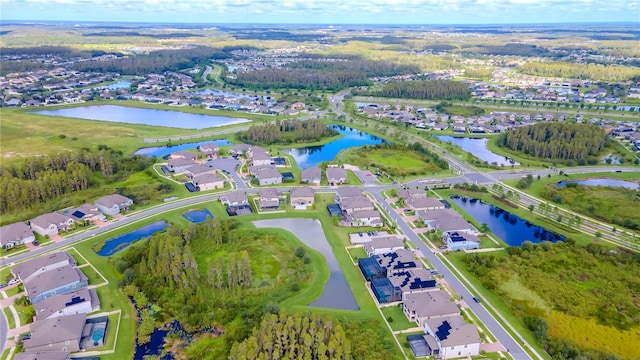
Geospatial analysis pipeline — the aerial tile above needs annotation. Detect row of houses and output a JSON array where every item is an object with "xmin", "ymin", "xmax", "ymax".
[
  {"xmin": 219, "ymin": 187, "xmax": 316, "ymax": 214},
  {"xmin": 0, "ymin": 194, "xmax": 133, "ymax": 249},
  {"xmin": 358, "ymin": 249, "xmax": 480, "ymax": 358},
  {"xmin": 334, "ymin": 188, "xmax": 383, "ymax": 227},
  {"xmin": 301, "ymin": 166, "xmax": 349, "ymax": 186},
  {"xmin": 10, "ymin": 252, "xmax": 104, "ymax": 357}
]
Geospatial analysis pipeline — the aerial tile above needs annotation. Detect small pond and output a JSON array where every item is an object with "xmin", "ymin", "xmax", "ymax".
[
  {"xmin": 134, "ymin": 139, "xmax": 234, "ymax": 158},
  {"xmin": 283, "ymin": 125, "xmax": 384, "ymax": 169},
  {"xmin": 34, "ymin": 105, "xmax": 250, "ymax": 129},
  {"xmin": 558, "ymin": 179, "xmax": 639, "ymax": 190},
  {"xmin": 253, "ymin": 218, "xmax": 359, "ymax": 310},
  {"xmin": 183, "ymin": 209, "xmax": 214, "ymax": 223},
  {"xmin": 96, "ymin": 221, "xmax": 167, "ymax": 256},
  {"xmin": 449, "ymin": 196, "xmax": 565, "ymax": 246},
  {"xmin": 99, "ymin": 80, "xmax": 131, "ymax": 90},
  {"xmin": 436, "ymin": 135, "xmax": 519, "ymax": 166}
]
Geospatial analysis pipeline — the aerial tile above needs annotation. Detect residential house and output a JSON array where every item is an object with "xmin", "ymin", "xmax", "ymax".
[
  {"xmin": 24, "ymin": 265, "xmax": 88, "ymax": 304},
  {"xmin": 198, "ymin": 143, "xmax": 219, "ymax": 157},
  {"xmin": 358, "ymin": 249, "xmax": 419, "ymax": 281},
  {"xmin": 184, "ymin": 164, "xmax": 216, "ymax": 180},
  {"xmin": 301, "ymin": 168, "xmax": 322, "ymax": 185},
  {"xmin": 334, "ymin": 187, "xmax": 363, "ymax": 204},
  {"xmin": 95, "ymin": 194, "xmax": 133, "ymax": 216},
  {"xmin": 403, "ymin": 291, "xmax": 460, "ymax": 326},
  {"xmin": 251, "ymin": 151, "xmax": 272, "ymax": 166},
  {"xmin": 14, "ymin": 352, "xmax": 71, "ymax": 360},
  {"xmin": 363, "ymin": 236, "xmax": 404, "ymax": 256},
  {"xmin": 229, "ymin": 144, "xmax": 252, "ymax": 156},
  {"xmin": 347, "ymin": 210, "xmax": 383, "ymax": 227},
  {"xmin": 34, "ymin": 288, "xmax": 100, "ymax": 321},
  {"xmin": 30, "ymin": 212, "xmax": 75, "ymax": 237},
  {"xmin": 12, "ymin": 252, "xmax": 76, "ymax": 282},
  {"xmin": 371, "ymin": 268, "xmax": 436, "ymax": 303},
  {"xmin": 258, "ymin": 188, "xmax": 281, "ymax": 211},
  {"xmin": 169, "ymin": 151, "xmax": 198, "ymax": 161},
  {"xmin": 416, "ymin": 209, "xmax": 476, "ymax": 234},
  {"xmin": 192, "ymin": 173, "xmax": 225, "ymax": 191},
  {"xmin": 290, "ymin": 187, "xmax": 315, "ymax": 209},
  {"xmin": 443, "ymin": 231, "xmax": 480, "ymax": 251},
  {"xmin": 67, "ymin": 204, "xmax": 102, "ymax": 223},
  {"xmin": 0, "ymin": 222, "xmax": 35, "ymax": 249},
  {"xmin": 167, "ymin": 158, "xmax": 196, "ymax": 173},
  {"xmin": 250, "ymin": 165, "xmax": 282, "ymax": 186},
  {"xmin": 405, "ymin": 197, "xmax": 445, "ymax": 211},
  {"xmin": 326, "ymin": 167, "xmax": 348, "ymax": 185},
  {"xmin": 420, "ymin": 316, "xmax": 480, "ymax": 359},
  {"xmin": 396, "ymin": 189, "xmax": 426, "ymax": 200},
  {"xmin": 220, "ymin": 191, "xmax": 249, "ymax": 206},
  {"xmin": 339, "ymin": 196, "xmax": 373, "ymax": 215},
  {"xmin": 247, "ymin": 146, "xmax": 269, "ymax": 159},
  {"xmin": 23, "ymin": 314, "xmax": 86, "ymax": 353}
]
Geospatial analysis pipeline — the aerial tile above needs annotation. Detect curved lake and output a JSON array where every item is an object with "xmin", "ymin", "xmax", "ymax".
[
  {"xmin": 558, "ymin": 179, "xmax": 639, "ymax": 190},
  {"xmin": 134, "ymin": 139, "xmax": 233, "ymax": 158},
  {"xmin": 284, "ymin": 125, "xmax": 384, "ymax": 169},
  {"xmin": 96, "ymin": 221, "xmax": 167, "ymax": 256},
  {"xmin": 436, "ymin": 136, "xmax": 519, "ymax": 166},
  {"xmin": 449, "ymin": 196, "xmax": 564, "ymax": 246},
  {"xmin": 34, "ymin": 105, "xmax": 250, "ymax": 129},
  {"xmin": 253, "ymin": 218, "xmax": 359, "ymax": 310}
]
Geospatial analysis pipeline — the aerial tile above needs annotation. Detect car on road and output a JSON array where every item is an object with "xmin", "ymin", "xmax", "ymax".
[{"xmin": 472, "ymin": 297, "xmax": 481, "ymax": 303}]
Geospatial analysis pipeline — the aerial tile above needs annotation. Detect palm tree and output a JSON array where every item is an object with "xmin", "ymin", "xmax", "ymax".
[{"xmin": 480, "ymin": 223, "xmax": 490, "ymax": 234}]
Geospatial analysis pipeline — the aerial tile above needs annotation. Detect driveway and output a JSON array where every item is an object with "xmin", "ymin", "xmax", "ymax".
[{"xmin": 207, "ymin": 157, "xmax": 244, "ymax": 189}]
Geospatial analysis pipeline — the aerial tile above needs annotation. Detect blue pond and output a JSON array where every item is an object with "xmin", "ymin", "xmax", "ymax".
[
  {"xmin": 34, "ymin": 105, "xmax": 250, "ymax": 129},
  {"xmin": 284, "ymin": 125, "xmax": 384, "ymax": 168},
  {"xmin": 96, "ymin": 221, "xmax": 167, "ymax": 256},
  {"xmin": 134, "ymin": 139, "xmax": 233, "ymax": 158},
  {"xmin": 558, "ymin": 179, "xmax": 639, "ymax": 190},
  {"xmin": 183, "ymin": 209, "xmax": 214, "ymax": 223},
  {"xmin": 449, "ymin": 196, "xmax": 565, "ymax": 246},
  {"xmin": 436, "ymin": 136, "xmax": 519, "ymax": 166}
]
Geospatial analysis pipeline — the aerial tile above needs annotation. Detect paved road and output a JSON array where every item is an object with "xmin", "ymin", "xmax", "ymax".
[
  {"xmin": 370, "ymin": 190, "xmax": 535, "ymax": 360},
  {"xmin": 0, "ymin": 309, "xmax": 6, "ymax": 355}
]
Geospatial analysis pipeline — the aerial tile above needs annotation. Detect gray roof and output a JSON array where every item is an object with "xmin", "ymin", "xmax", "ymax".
[
  {"xmin": 425, "ymin": 316, "xmax": 480, "ymax": 347},
  {"xmin": 364, "ymin": 236, "xmax": 404, "ymax": 253},
  {"xmin": 24, "ymin": 313, "xmax": 86, "ymax": 350},
  {"xmin": 259, "ymin": 188, "xmax": 280, "ymax": 199},
  {"xmin": 254, "ymin": 166, "xmax": 282, "ymax": 180},
  {"xmin": 397, "ymin": 189, "xmax": 425, "ymax": 199},
  {"xmin": 220, "ymin": 191, "xmax": 248, "ymax": 205},
  {"xmin": 170, "ymin": 150, "xmax": 198, "ymax": 159},
  {"xmin": 14, "ymin": 353, "xmax": 70, "ymax": 360},
  {"xmin": 231, "ymin": 144, "xmax": 252, "ymax": 153},
  {"xmin": 24, "ymin": 265, "xmax": 87, "ymax": 300},
  {"xmin": 198, "ymin": 143, "xmax": 219, "ymax": 152},
  {"xmin": 406, "ymin": 197, "xmax": 444, "ymax": 210},
  {"xmin": 326, "ymin": 167, "xmax": 347, "ymax": 180},
  {"xmin": 168, "ymin": 158, "xmax": 196, "ymax": 167},
  {"xmin": 417, "ymin": 209, "xmax": 474, "ymax": 232},
  {"xmin": 340, "ymin": 196, "xmax": 372, "ymax": 211},
  {"xmin": 378, "ymin": 249, "xmax": 418, "ymax": 269},
  {"xmin": 350, "ymin": 209, "xmax": 380, "ymax": 219},
  {"xmin": 185, "ymin": 164, "xmax": 214, "ymax": 176},
  {"xmin": 336, "ymin": 187, "xmax": 362, "ymax": 200},
  {"xmin": 30, "ymin": 212, "xmax": 72, "ymax": 229},
  {"xmin": 192, "ymin": 173, "xmax": 224, "ymax": 185},
  {"xmin": 301, "ymin": 167, "xmax": 321, "ymax": 181},
  {"xmin": 291, "ymin": 186, "xmax": 314, "ymax": 198},
  {"xmin": 95, "ymin": 194, "xmax": 133, "ymax": 208},
  {"xmin": 389, "ymin": 268, "xmax": 434, "ymax": 291},
  {"xmin": 67, "ymin": 204, "xmax": 101, "ymax": 221},
  {"xmin": 0, "ymin": 222, "xmax": 33, "ymax": 245},
  {"xmin": 404, "ymin": 291, "xmax": 459, "ymax": 319},
  {"xmin": 12, "ymin": 252, "xmax": 75, "ymax": 281},
  {"xmin": 252, "ymin": 151, "xmax": 271, "ymax": 161},
  {"xmin": 34, "ymin": 288, "xmax": 99, "ymax": 321}
]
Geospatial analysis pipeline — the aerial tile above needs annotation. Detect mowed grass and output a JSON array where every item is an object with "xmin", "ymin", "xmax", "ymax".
[
  {"xmin": 380, "ymin": 305, "xmax": 416, "ymax": 331},
  {"xmin": 368, "ymin": 149, "xmax": 428, "ymax": 169}
]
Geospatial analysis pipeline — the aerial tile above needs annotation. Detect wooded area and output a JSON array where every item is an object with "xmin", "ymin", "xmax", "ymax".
[
  {"xmin": 497, "ymin": 123, "xmax": 607, "ymax": 163},
  {"xmin": 462, "ymin": 241, "xmax": 640, "ymax": 360},
  {"xmin": 238, "ymin": 120, "xmax": 338, "ymax": 145},
  {"xmin": 521, "ymin": 61, "xmax": 640, "ymax": 82},
  {"xmin": 358, "ymin": 80, "xmax": 470, "ymax": 100},
  {"xmin": 0, "ymin": 147, "xmax": 154, "ymax": 215}
]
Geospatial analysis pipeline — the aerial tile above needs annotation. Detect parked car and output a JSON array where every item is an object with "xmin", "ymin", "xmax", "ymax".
[
  {"xmin": 32, "ymin": 241, "xmax": 39, "ymax": 246},
  {"xmin": 8, "ymin": 278, "xmax": 20, "ymax": 285},
  {"xmin": 0, "ymin": 284, "xmax": 7, "ymax": 289}
]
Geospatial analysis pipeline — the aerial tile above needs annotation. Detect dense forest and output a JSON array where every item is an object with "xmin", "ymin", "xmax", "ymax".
[
  {"xmin": 229, "ymin": 312, "xmax": 350, "ymax": 360},
  {"xmin": 462, "ymin": 241, "xmax": 640, "ymax": 360},
  {"xmin": 540, "ymin": 182, "xmax": 640, "ymax": 230},
  {"xmin": 521, "ymin": 61, "xmax": 640, "ymax": 82},
  {"xmin": 0, "ymin": 147, "xmax": 154, "ymax": 216},
  {"xmin": 474, "ymin": 43, "xmax": 556, "ymax": 57},
  {"xmin": 71, "ymin": 47, "xmax": 238, "ymax": 75},
  {"xmin": 359, "ymin": 80, "xmax": 470, "ymax": 100},
  {"xmin": 228, "ymin": 59, "xmax": 419, "ymax": 91},
  {"xmin": 496, "ymin": 123, "xmax": 607, "ymax": 163},
  {"xmin": 238, "ymin": 120, "xmax": 338, "ymax": 145}
]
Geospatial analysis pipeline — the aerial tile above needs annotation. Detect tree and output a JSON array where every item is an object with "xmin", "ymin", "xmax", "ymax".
[{"xmin": 480, "ymin": 223, "xmax": 490, "ymax": 233}]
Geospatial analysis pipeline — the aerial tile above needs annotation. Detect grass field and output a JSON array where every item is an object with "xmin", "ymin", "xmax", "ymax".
[
  {"xmin": 381, "ymin": 305, "xmax": 416, "ymax": 331},
  {"xmin": 343, "ymin": 147, "xmax": 444, "ymax": 178},
  {"xmin": 2, "ymin": 307, "xmax": 15, "ymax": 329}
]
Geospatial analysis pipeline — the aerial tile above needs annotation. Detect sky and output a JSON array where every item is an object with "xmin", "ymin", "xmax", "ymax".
[{"xmin": 0, "ymin": 0, "xmax": 638, "ymax": 24}]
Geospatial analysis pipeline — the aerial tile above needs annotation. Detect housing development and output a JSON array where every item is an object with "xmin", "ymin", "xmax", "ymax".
[{"xmin": 0, "ymin": 15, "xmax": 639, "ymax": 360}]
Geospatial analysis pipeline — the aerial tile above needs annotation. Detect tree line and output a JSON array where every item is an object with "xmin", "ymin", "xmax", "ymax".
[
  {"xmin": 228, "ymin": 59, "xmax": 419, "ymax": 91},
  {"xmin": 358, "ymin": 80, "xmax": 470, "ymax": 100},
  {"xmin": 521, "ymin": 61, "xmax": 640, "ymax": 82},
  {"xmin": 0, "ymin": 147, "xmax": 153, "ymax": 215},
  {"xmin": 229, "ymin": 311, "xmax": 351, "ymax": 360},
  {"xmin": 238, "ymin": 120, "xmax": 338, "ymax": 145},
  {"xmin": 496, "ymin": 123, "xmax": 607, "ymax": 162}
]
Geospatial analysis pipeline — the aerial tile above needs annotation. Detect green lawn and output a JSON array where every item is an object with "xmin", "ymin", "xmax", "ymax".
[
  {"xmin": 380, "ymin": 305, "xmax": 416, "ymax": 331},
  {"xmin": 4, "ymin": 285, "xmax": 23, "ymax": 297},
  {"xmin": 347, "ymin": 247, "xmax": 367, "ymax": 262},
  {"xmin": 345, "ymin": 169, "xmax": 363, "ymax": 186},
  {"xmin": 3, "ymin": 307, "xmax": 15, "ymax": 329},
  {"xmin": 80, "ymin": 265, "xmax": 106, "ymax": 286},
  {"xmin": 14, "ymin": 303, "xmax": 34, "ymax": 325}
]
